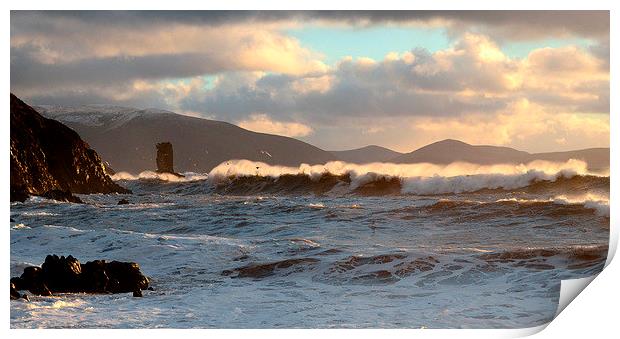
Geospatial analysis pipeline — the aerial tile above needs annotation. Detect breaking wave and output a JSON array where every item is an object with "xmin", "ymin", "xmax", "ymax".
[
  {"xmin": 552, "ymin": 194, "xmax": 610, "ymax": 217},
  {"xmin": 112, "ymin": 170, "xmax": 208, "ymax": 182},
  {"xmin": 207, "ymin": 159, "xmax": 608, "ymax": 197},
  {"xmin": 417, "ymin": 196, "xmax": 609, "ymax": 219}
]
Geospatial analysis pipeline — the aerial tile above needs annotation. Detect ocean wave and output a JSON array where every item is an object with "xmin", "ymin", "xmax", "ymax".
[
  {"xmin": 477, "ymin": 244, "xmax": 608, "ymax": 267},
  {"xmin": 222, "ymin": 244, "xmax": 607, "ymax": 284},
  {"xmin": 11, "ymin": 223, "xmax": 31, "ymax": 229},
  {"xmin": 490, "ymin": 195, "xmax": 610, "ymax": 217},
  {"xmin": 112, "ymin": 171, "xmax": 208, "ymax": 182},
  {"xmin": 210, "ymin": 159, "xmax": 597, "ymax": 181},
  {"xmin": 205, "ymin": 159, "xmax": 607, "ymax": 196},
  {"xmin": 552, "ymin": 194, "xmax": 610, "ymax": 217}
]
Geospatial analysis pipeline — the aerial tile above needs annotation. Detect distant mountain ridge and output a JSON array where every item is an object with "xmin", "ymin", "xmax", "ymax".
[
  {"xmin": 36, "ymin": 105, "xmax": 609, "ymax": 173},
  {"xmin": 391, "ymin": 139, "xmax": 609, "ymax": 171},
  {"xmin": 330, "ymin": 145, "xmax": 404, "ymax": 163},
  {"xmin": 36, "ymin": 105, "xmax": 336, "ymax": 174},
  {"xmin": 391, "ymin": 139, "xmax": 531, "ymax": 164}
]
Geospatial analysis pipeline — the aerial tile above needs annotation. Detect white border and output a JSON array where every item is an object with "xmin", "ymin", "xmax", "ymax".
[{"xmin": 3, "ymin": 1, "xmax": 617, "ymax": 338}]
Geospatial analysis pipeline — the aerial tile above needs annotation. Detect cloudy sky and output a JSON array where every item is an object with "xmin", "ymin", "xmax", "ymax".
[{"xmin": 10, "ymin": 11, "xmax": 609, "ymax": 152}]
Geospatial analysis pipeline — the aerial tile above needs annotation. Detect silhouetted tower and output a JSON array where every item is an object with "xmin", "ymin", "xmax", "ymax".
[{"xmin": 156, "ymin": 142, "xmax": 175, "ymax": 173}]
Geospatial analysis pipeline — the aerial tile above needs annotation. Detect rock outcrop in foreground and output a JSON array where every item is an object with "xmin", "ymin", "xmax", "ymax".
[
  {"xmin": 10, "ymin": 94, "xmax": 130, "ymax": 202},
  {"xmin": 11, "ymin": 255, "xmax": 149, "ymax": 298}
]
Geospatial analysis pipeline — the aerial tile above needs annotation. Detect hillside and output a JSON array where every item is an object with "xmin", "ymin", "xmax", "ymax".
[
  {"xmin": 391, "ymin": 139, "xmax": 609, "ymax": 170},
  {"xmin": 36, "ymin": 105, "xmax": 336, "ymax": 173},
  {"xmin": 330, "ymin": 145, "xmax": 403, "ymax": 163}
]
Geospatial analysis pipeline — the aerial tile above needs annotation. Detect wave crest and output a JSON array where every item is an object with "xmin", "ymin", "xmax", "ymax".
[
  {"xmin": 208, "ymin": 159, "xmax": 607, "ymax": 196},
  {"xmin": 112, "ymin": 171, "xmax": 208, "ymax": 182}
]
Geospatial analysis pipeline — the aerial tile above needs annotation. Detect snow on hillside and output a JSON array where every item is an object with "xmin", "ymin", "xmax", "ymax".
[{"xmin": 35, "ymin": 105, "xmax": 172, "ymax": 130}]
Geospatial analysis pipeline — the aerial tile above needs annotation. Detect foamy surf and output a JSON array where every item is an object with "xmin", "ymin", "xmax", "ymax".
[
  {"xmin": 112, "ymin": 170, "xmax": 208, "ymax": 182},
  {"xmin": 205, "ymin": 159, "xmax": 607, "ymax": 195},
  {"xmin": 209, "ymin": 159, "xmax": 595, "ymax": 181},
  {"xmin": 553, "ymin": 194, "xmax": 610, "ymax": 217},
  {"xmin": 12, "ymin": 158, "xmax": 609, "ymax": 328}
]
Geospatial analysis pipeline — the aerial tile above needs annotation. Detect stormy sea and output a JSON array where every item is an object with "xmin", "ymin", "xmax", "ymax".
[{"xmin": 10, "ymin": 159, "xmax": 609, "ymax": 328}]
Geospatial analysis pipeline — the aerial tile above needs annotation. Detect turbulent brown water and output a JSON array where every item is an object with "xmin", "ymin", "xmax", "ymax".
[{"xmin": 10, "ymin": 160, "xmax": 609, "ymax": 328}]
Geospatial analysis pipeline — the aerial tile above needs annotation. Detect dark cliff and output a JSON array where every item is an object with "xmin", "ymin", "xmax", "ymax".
[{"xmin": 10, "ymin": 94, "xmax": 130, "ymax": 202}]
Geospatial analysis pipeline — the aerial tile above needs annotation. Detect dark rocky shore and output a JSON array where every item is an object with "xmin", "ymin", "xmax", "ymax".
[
  {"xmin": 10, "ymin": 93, "xmax": 130, "ymax": 202},
  {"xmin": 11, "ymin": 255, "xmax": 150, "ymax": 299},
  {"xmin": 10, "ymin": 94, "xmax": 152, "ymax": 302}
]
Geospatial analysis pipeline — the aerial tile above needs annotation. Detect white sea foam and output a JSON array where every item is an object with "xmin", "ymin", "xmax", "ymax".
[
  {"xmin": 492, "ymin": 194, "xmax": 609, "ymax": 217},
  {"xmin": 12, "ymin": 223, "xmax": 31, "ymax": 229},
  {"xmin": 21, "ymin": 211, "xmax": 58, "ymax": 217},
  {"xmin": 10, "ymin": 157, "xmax": 608, "ymax": 329},
  {"xmin": 308, "ymin": 203, "xmax": 326, "ymax": 209},
  {"xmin": 553, "ymin": 194, "xmax": 610, "ymax": 217},
  {"xmin": 112, "ymin": 171, "xmax": 208, "ymax": 182},
  {"xmin": 209, "ymin": 159, "xmax": 600, "ymax": 194}
]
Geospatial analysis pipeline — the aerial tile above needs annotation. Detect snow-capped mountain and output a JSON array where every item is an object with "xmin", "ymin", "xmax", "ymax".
[{"xmin": 36, "ymin": 105, "xmax": 336, "ymax": 174}]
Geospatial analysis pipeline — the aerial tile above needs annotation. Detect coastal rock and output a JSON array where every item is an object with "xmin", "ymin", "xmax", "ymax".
[
  {"xmin": 41, "ymin": 255, "xmax": 82, "ymax": 292},
  {"xmin": 102, "ymin": 161, "xmax": 116, "ymax": 176},
  {"xmin": 156, "ymin": 142, "xmax": 175, "ymax": 173},
  {"xmin": 117, "ymin": 198, "xmax": 130, "ymax": 205},
  {"xmin": 103, "ymin": 261, "xmax": 150, "ymax": 293},
  {"xmin": 10, "ymin": 187, "xmax": 29, "ymax": 203},
  {"xmin": 10, "ymin": 283, "xmax": 21, "ymax": 300},
  {"xmin": 155, "ymin": 142, "xmax": 184, "ymax": 177},
  {"xmin": 10, "ymin": 93, "xmax": 131, "ymax": 202},
  {"xmin": 80, "ymin": 260, "xmax": 110, "ymax": 292},
  {"xmin": 11, "ymin": 255, "xmax": 149, "ymax": 296},
  {"xmin": 41, "ymin": 189, "xmax": 83, "ymax": 203},
  {"xmin": 16, "ymin": 265, "xmax": 53, "ymax": 296}
]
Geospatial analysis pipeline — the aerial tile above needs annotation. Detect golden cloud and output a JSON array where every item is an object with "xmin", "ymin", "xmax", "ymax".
[{"xmin": 237, "ymin": 113, "xmax": 314, "ymax": 137}]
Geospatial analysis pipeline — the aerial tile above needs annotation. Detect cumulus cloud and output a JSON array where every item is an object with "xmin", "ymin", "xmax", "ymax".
[
  {"xmin": 10, "ymin": 11, "xmax": 609, "ymax": 153},
  {"xmin": 299, "ymin": 100, "xmax": 609, "ymax": 153},
  {"xmin": 12, "ymin": 11, "xmax": 609, "ymax": 40},
  {"xmin": 11, "ymin": 13, "xmax": 326, "ymax": 85},
  {"xmin": 177, "ymin": 33, "xmax": 607, "ymax": 122},
  {"xmin": 15, "ymin": 32, "xmax": 608, "ymax": 120},
  {"xmin": 406, "ymin": 99, "xmax": 609, "ymax": 152},
  {"xmin": 237, "ymin": 113, "xmax": 314, "ymax": 137}
]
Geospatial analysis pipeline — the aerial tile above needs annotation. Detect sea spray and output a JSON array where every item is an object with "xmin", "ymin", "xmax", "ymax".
[
  {"xmin": 205, "ymin": 159, "xmax": 603, "ymax": 195},
  {"xmin": 112, "ymin": 171, "xmax": 208, "ymax": 182}
]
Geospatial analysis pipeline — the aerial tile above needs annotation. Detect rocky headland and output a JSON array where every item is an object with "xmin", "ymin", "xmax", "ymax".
[{"xmin": 10, "ymin": 94, "xmax": 130, "ymax": 202}]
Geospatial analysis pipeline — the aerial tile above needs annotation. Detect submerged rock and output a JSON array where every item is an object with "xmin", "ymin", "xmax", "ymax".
[
  {"xmin": 10, "ymin": 93, "xmax": 131, "ymax": 202},
  {"xmin": 13, "ymin": 266, "xmax": 51, "ymax": 295},
  {"xmin": 10, "ymin": 187, "xmax": 30, "ymax": 203},
  {"xmin": 117, "ymin": 198, "xmax": 130, "ymax": 205},
  {"xmin": 10, "ymin": 282, "xmax": 30, "ymax": 301},
  {"xmin": 10, "ymin": 283, "xmax": 21, "ymax": 300},
  {"xmin": 11, "ymin": 255, "xmax": 149, "ymax": 297},
  {"xmin": 222, "ymin": 258, "xmax": 320, "ymax": 279},
  {"xmin": 41, "ymin": 189, "xmax": 83, "ymax": 203}
]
